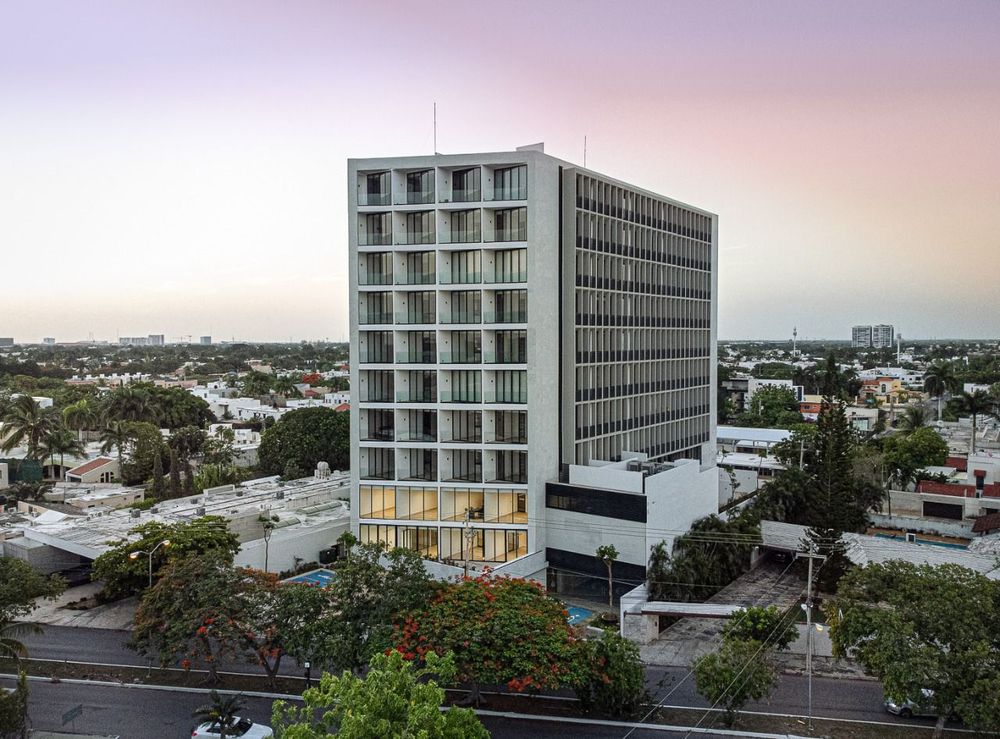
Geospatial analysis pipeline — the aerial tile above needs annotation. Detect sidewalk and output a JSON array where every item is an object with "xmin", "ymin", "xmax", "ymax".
[{"xmin": 29, "ymin": 583, "xmax": 137, "ymax": 630}]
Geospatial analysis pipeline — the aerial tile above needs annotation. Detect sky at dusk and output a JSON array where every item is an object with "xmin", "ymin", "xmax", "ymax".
[{"xmin": 2, "ymin": 0, "xmax": 998, "ymax": 343}]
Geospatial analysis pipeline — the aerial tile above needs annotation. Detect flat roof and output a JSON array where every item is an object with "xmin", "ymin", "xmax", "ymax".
[{"xmin": 718, "ymin": 426, "xmax": 792, "ymax": 444}]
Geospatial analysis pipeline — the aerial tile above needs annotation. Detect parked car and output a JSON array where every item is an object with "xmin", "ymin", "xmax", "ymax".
[
  {"xmin": 885, "ymin": 688, "xmax": 955, "ymax": 720},
  {"xmin": 191, "ymin": 717, "xmax": 273, "ymax": 738}
]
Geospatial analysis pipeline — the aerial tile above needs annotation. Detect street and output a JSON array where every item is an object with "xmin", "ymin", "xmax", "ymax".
[{"xmin": 10, "ymin": 625, "xmax": 935, "ymax": 738}]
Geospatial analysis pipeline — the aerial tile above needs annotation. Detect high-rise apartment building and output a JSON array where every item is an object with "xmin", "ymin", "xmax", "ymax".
[
  {"xmin": 348, "ymin": 147, "xmax": 718, "ymax": 584},
  {"xmin": 852, "ymin": 324, "xmax": 894, "ymax": 348},
  {"xmin": 852, "ymin": 325, "xmax": 873, "ymax": 348},
  {"xmin": 871, "ymin": 324, "xmax": 894, "ymax": 348}
]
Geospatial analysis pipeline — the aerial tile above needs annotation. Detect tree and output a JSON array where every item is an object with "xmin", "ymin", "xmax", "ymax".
[
  {"xmin": 192, "ymin": 691, "xmax": 246, "ymax": 739},
  {"xmin": 827, "ymin": 562, "xmax": 1000, "ymax": 738},
  {"xmin": 102, "ymin": 385, "xmax": 156, "ymax": 423},
  {"xmin": 882, "ymin": 426, "xmax": 949, "ymax": 489},
  {"xmin": 151, "ymin": 445, "xmax": 165, "ymax": 498},
  {"xmin": 721, "ymin": 606, "xmax": 797, "ymax": 652},
  {"xmin": 572, "ymin": 632, "xmax": 648, "ymax": 717},
  {"xmin": 41, "ymin": 424, "xmax": 84, "ymax": 479},
  {"xmin": 131, "ymin": 551, "xmax": 245, "ymax": 684},
  {"xmin": 924, "ymin": 362, "xmax": 958, "ymax": 421},
  {"xmin": 647, "ymin": 513, "xmax": 760, "ymax": 603},
  {"xmin": 0, "ymin": 394, "xmax": 56, "ymax": 459},
  {"xmin": 396, "ymin": 575, "xmax": 580, "ymax": 705},
  {"xmin": 313, "ymin": 544, "xmax": 436, "ymax": 675},
  {"xmin": 897, "ymin": 405, "xmax": 930, "ymax": 434},
  {"xmin": 168, "ymin": 447, "xmax": 181, "ymax": 497},
  {"xmin": 734, "ymin": 386, "xmax": 802, "ymax": 429},
  {"xmin": 62, "ymin": 397, "xmax": 98, "ymax": 441},
  {"xmin": 0, "ymin": 558, "xmax": 65, "ymax": 624},
  {"xmin": 99, "ymin": 420, "xmax": 131, "ymax": 478},
  {"xmin": 693, "ymin": 639, "xmax": 776, "ymax": 727},
  {"xmin": 959, "ymin": 390, "xmax": 999, "ymax": 454},
  {"xmin": 595, "ymin": 544, "xmax": 619, "ymax": 608},
  {"xmin": 271, "ymin": 650, "xmax": 488, "ymax": 739},
  {"xmin": 769, "ymin": 424, "xmax": 819, "ymax": 469},
  {"xmin": 92, "ymin": 516, "xmax": 239, "ymax": 599},
  {"xmin": 169, "ymin": 426, "xmax": 206, "ymax": 494},
  {"xmin": 121, "ymin": 421, "xmax": 168, "ymax": 486},
  {"xmin": 258, "ymin": 407, "xmax": 349, "ymax": 476},
  {"xmin": 0, "ymin": 672, "xmax": 28, "ymax": 739},
  {"xmin": 239, "ymin": 371, "xmax": 274, "ymax": 398},
  {"xmin": 271, "ymin": 375, "xmax": 302, "ymax": 398}
]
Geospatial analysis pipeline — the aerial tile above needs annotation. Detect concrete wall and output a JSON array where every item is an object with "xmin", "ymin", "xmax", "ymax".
[
  {"xmin": 645, "ymin": 459, "xmax": 718, "ymax": 558},
  {"xmin": 869, "ymin": 512, "xmax": 973, "ymax": 538},
  {"xmin": 235, "ymin": 519, "xmax": 349, "ymax": 574}
]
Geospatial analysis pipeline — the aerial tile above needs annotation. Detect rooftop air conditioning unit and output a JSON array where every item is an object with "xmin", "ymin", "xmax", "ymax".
[
  {"xmin": 130, "ymin": 509, "xmax": 141, "ymax": 519},
  {"xmin": 275, "ymin": 491, "xmax": 285, "ymax": 500},
  {"xmin": 149, "ymin": 507, "xmax": 158, "ymax": 514},
  {"xmin": 196, "ymin": 506, "xmax": 206, "ymax": 516},
  {"xmin": 905, "ymin": 532, "xmax": 917, "ymax": 544}
]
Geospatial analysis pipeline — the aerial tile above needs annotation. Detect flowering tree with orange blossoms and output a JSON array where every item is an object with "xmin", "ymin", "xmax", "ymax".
[{"xmin": 394, "ymin": 574, "xmax": 581, "ymax": 705}]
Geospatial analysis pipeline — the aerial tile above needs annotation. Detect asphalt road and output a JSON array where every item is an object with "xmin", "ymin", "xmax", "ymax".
[{"xmin": 2, "ymin": 678, "xmax": 757, "ymax": 739}]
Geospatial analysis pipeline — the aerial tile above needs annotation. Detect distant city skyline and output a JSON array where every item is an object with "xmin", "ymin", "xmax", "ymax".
[{"xmin": 2, "ymin": 0, "xmax": 999, "ymax": 341}]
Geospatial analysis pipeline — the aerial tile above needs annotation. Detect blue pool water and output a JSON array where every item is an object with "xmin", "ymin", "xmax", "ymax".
[
  {"xmin": 567, "ymin": 606, "xmax": 594, "ymax": 625},
  {"xmin": 284, "ymin": 568, "xmax": 337, "ymax": 587},
  {"xmin": 874, "ymin": 533, "xmax": 968, "ymax": 550}
]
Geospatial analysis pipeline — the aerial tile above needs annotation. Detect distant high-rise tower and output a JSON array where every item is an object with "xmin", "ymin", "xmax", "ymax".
[
  {"xmin": 852, "ymin": 325, "xmax": 873, "ymax": 348},
  {"xmin": 872, "ymin": 324, "xmax": 894, "ymax": 349}
]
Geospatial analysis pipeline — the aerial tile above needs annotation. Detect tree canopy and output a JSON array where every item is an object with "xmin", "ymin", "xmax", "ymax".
[
  {"xmin": 271, "ymin": 650, "xmax": 488, "ymax": 739},
  {"xmin": 882, "ymin": 426, "xmax": 948, "ymax": 488},
  {"xmin": 258, "ymin": 407, "xmax": 349, "ymax": 476},
  {"xmin": 734, "ymin": 386, "xmax": 803, "ymax": 429},
  {"xmin": 828, "ymin": 562, "xmax": 1000, "ymax": 736}
]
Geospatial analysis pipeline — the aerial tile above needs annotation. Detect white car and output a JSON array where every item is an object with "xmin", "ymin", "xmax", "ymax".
[{"xmin": 191, "ymin": 717, "xmax": 274, "ymax": 738}]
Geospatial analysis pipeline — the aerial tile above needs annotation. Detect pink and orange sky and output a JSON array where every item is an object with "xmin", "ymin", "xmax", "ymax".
[{"xmin": 2, "ymin": 0, "xmax": 998, "ymax": 342}]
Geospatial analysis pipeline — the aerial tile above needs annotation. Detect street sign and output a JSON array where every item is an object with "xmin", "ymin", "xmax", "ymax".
[{"xmin": 62, "ymin": 703, "xmax": 83, "ymax": 725}]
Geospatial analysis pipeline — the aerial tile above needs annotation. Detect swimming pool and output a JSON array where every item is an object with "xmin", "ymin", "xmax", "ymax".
[
  {"xmin": 874, "ymin": 534, "xmax": 968, "ymax": 550},
  {"xmin": 567, "ymin": 606, "xmax": 594, "ymax": 625},
  {"xmin": 284, "ymin": 568, "xmax": 337, "ymax": 587}
]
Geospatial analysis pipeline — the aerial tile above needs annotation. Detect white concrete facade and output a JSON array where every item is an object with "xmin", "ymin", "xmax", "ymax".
[{"xmin": 348, "ymin": 147, "xmax": 718, "ymax": 576}]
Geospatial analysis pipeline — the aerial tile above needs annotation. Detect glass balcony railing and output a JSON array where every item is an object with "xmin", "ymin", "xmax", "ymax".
[
  {"xmin": 396, "ymin": 390, "xmax": 437, "ymax": 403},
  {"xmin": 484, "ymin": 391, "xmax": 528, "ymax": 404},
  {"xmin": 360, "ymin": 233, "xmax": 392, "ymax": 246},
  {"xmin": 395, "ymin": 272, "xmax": 436, "ymax": 286},
  {"xmin": 405, "ymin": 190, "xmax": 435, "ymax": 205},
  {"xmin": 403, "ymin": 231, "xmax": 435, "ymax": 245},
  {"xmin": 444, "ymin": 432, "xmax": 482, "ymax": 443},
  {"xmin": 444, "ymin": 471, "xmax": 483, "ymax": 483},
  {"xmin": 361, "ymin": 394, "xmax": 393, "ymax": 403},
  {"xmin": 360, "ymin": 468, "xmax": 395, "ymax": 480},
  {"xmin": 361, "ymin": 430, "xmax": 395, "ymax": 442},
  {"xmin": 491, "ymin": 472, "xmax": 528, "ymax": 484},
  {"xmin": 400, "ymin": 469, "xmax": 438, "ymax": 482},
  {"xmin": 441, "ymin": 311, "xmax": 481, "ymax": 325},
  {"xmin": 359, "ymin": 312, "xmax": 393, "ymax": 325},
  {"xmin": 492, "ymin": 229, "xmax": 527, "ymax": 242},
  {"xmin": 445, "ymin": 230, "xmax": 481, "ymax": 244},
  {"xmin": 483, "ymin": 311, "xmax": 528, "ymax": 324},
  {"xmin": 361, "ymin": 192, "xmax": 391, "ymax": 206},
  {"xmin": 492, "ymin": 186, "xmax": 527, "ymax": 202},
  {"xmin": 485, "ymin": 271, "xmax": 527, "ymax": 284},
  {"xmin": 359, "ymin": 273, "xmax": 393, "ymax": 286},
  {"xmin": 483, "ymin": 352, "xmax": 526, "ymax": 364},
  {"xmin": 451, "ymin": 188, "xmax": 480, "ymax": 203},
  {"xmin": 397, "ymin": 431, "xmax": 437, "ymax": 442},
  {"xmin": 395, "ymin": 312, "xmax": 436, "ymax": 325},
  {"xmin": 487, "ymin": 433, "xmax": 528, "ymax": 444},
  {"xmin": 440, "ymin": 352, "xmax": 482, "ymax": 364},
  {"xmin": 439, "ymin": 391, "xmax": 482, "ymax": 404},
  {"xmin": 360, "ymin": 351, "xmax": 394, "ymax": 364},
  {"xmin": 395, "ymin": 351, "xmax": 436, "ymax": 364},
  {"xmin": 439, "ymin": 271, "xmax": 481, "ymax": 285}
]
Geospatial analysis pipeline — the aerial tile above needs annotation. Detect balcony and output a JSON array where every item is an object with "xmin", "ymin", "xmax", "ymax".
[
  {"xmin": 484, "ymin": 311, "xmax": 527, "ymax": 324},
  {"xmin": 444, "ymin": 229, "xmax": 481, "ymax": 244},
  {"xmin": 488, "ymin": 433, "xmax": 527, "ymax": 444},
  {"xmin": 359, "ymin": 273, "xmax": 393, "ymax": 286},
  {"xmin": 360, "ymin": 232, "xmax": 392, "ymax": 247},
  {"xmin": 405, "ymin": 189, "xmax": 435, "ymax": 206},
  {"xmin": 484, "ymin": 271, "xmax": 527, "ymax": 285},
  {"xmin": 396, "ymin": 351, "xmax": 436, "ymax": 364},
  {"xmin": 395, "ymin": 272, "xmax": 436, "ymax": 286},
  {"xmin": 451, "ymin": 188, "xmax": 481, "ymax": 203},
  {"xmin": 360, "ymin": 352, "xmax": 394, "ymax": 364},
  {"xmin": 362, "ymin": 393, "xmax": 393, "ymax": 403},
  {"xmin": 397, "ymin": 430, "xmax": 437, "ymax": 442},
  {"xmin": 360, "ymin": 468, "xmax": 395, "ymax": 481},
  {"xmin": 361, "ymin": 429, "xmax": 394, "ymax": 442},
  {"xmin": 485, "ymin": 390, "xmax": 527, "ymax": 404},
  {"xmin": 484, "ymin": 352, "xmax": 526, "ymax": 364},
  {"xmin": 439, "ymin": 271, "xmax": 481, "ymax": 285},
  {"xmin": 441, "ymin": 311, "xmax": 482, "ymax": 325},
  {"xmin": 444, "ymin": 471, "xmax": 483, "ymax": 484},
  {"xmin": 440, "ymin": 351, "xmax": 482, "ymax": 364},
  {"xmin": 440, "ymin": 391, "xmax": 482, "ymax": 404},
  {"xmin": 360, "ymin": 192, "xmax": 390, "ymax": 207},
  {"xmin": 359, "ymin": 312, "xmax": 393, "ymax": 325},
  {"xmin": 396, "ymin": 390, "xmax": 437, "ymax": 403},
  {"xmin": 395, "ymin": 311, "xmax": 436, "ymax": 325},
  {"xmin": 401, "ymin": 230, "xmax": 435, "ymax": 246}
]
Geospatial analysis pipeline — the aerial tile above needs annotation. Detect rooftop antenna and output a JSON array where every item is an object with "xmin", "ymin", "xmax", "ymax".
[
  {"xmin": 792, "ymin": 326, "xmax": 798, "ymax": 356},
  {"xmin": 433, "ymin": 102, "xmax": 437, "ymax": 154},
  {"xmin": 583, "ymin": 135, "xmax": 587, "ymax": 168}
]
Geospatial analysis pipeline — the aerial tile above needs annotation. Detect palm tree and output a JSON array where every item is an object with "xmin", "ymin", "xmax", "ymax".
[
  {"xmin": 63, "ymin": 398, "xmax": 98, "ymax": 442},
  {"xmin": 42, "ymin": 425, "xmax": 86, "ymax": 480},
  {"xmin": 99, "ymin": 420, "xmax": 132, "ymax": 478},
  {"xmin": 960, "ymin": 390, "xmax": 999, "ymax": 454},
  {"xmin": 103, "ymin": 386, "xmax": 156, "ymax": 423},
  {"xmin": 270, "ymin": 375, "xmax": 302, "ymax": 398},
  {"xmin": 0, "ymin": 394, "xmax": 56, "ymax": 460},
  {"xmin": 192, "ymin": 691, "xmax": 246, "ymax": 739},
  {"xmin": 0, "ymin": 621, "xmax": 42, "ymax": 667},
  {"xmin": 923, "ymin": 362, "xmax": 959, "ymax": 420},
  {"xmin": 897, "ymin": 406, "xmax": 930, "ymax": 434}
]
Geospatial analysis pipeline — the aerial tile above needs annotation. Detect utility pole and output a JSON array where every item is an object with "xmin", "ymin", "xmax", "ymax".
[
  {"xmin": 462, "ymin": 508, "xmax": 474, "ymax": 578},
  {"xmin": 798, "ymin": 540, "xmax": 825, "ymax": 731}
]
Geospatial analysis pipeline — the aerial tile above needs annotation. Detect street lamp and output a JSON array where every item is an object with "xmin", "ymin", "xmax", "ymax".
[{"xmin": 129, "ymin": 539, "xmax": 171, "ymax": 588}]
